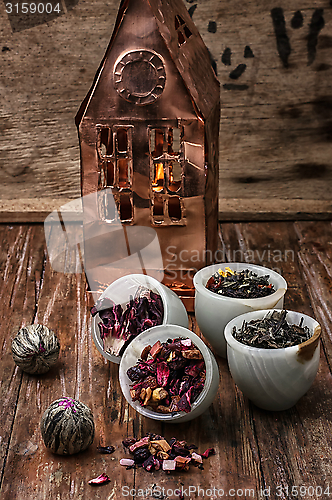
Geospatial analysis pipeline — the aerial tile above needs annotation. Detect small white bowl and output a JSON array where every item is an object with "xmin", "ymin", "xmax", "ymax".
[
  {"xmin": 224, "ymin": 309, "xmax": 321, "ymax": 411},
  {"xmin": 119, "ymin": 324, "xmax": 220, "ymax": 422},
  {"xmin": 193, "ymin": 263, "xmax": 287, "ymax": 358},
  {"xmin": 91, "ymin": 274, "xmax": 188, "ymax": 364}
]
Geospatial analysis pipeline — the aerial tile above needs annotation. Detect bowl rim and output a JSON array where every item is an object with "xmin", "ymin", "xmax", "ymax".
[
  {"xmin": 91, "ymin": 274, "xmax": 170, "ymax": 364},
  {"xmin": 224, "ymin": 308, "xmax": 321, "ymax": 353},
  {"xmin": 118, "ymin": 324, "xmax": 215, "ymax": 421},
  {"xmin": 193, "ymin": 262, "xmax": 287, "ymax": 305}
]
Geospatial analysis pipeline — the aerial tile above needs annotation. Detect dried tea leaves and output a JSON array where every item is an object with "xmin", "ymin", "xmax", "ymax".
[
  {"xmin": 232, "ymin": 310, "xmax": 312, "ymax": 348},
  {"xmin": 91, "ymin": 286, "xmax": 164, "ymax": 357},
  {"xmin": 127, "ymin": 338, "xmax": 206, "ymax": 414},
  {"xmin": 120, "ymin": 434, "xmax": 215, "ymax": 473},
  {"xmin": 206, "ymin": 267, "xmax": 275, "ymax": 299}
]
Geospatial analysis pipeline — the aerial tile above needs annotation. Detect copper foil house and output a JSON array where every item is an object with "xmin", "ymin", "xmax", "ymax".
[{"xmin": 76, "ymin": 0, "xmax": 220, "ymax": 308}]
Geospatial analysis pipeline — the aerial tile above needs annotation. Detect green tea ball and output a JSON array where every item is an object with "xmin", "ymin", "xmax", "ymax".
[
  {"xmin": 11, "ymin": 324, "xmax": 60, "ymax": 374},
  {"xmin": 41, "ymin": 398, "xmax": 95, "ymax": 455}
]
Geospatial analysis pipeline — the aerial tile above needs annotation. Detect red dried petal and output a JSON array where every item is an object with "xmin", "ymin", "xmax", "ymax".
[
  {"xmin": 201, "ymin": 448, "xmax": 215, "ymax": 458},
  {"xmin": 88, "ymin": 473, "xmax": 110, "ymax": 486},
  {"xmin": 156, "ymin": 361, "xmax": 170, "ymax": 387}
]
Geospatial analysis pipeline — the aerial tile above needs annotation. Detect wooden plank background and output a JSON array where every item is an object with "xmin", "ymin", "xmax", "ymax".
[
  {"xmin": 1, "ymin": 221, "xmax": 332, "ymax": 499},
  {"xmin": 0, "ymin": 0, "xmax": 332, "ymax": 221}
]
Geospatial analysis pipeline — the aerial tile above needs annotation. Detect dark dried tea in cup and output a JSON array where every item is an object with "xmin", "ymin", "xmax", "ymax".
[
  {"xmin": 206, "ymin": 267, "xmax": 276, "ymax": 299},
  {"xmin": 91, "ymin": 286, "xmax": 164, "ymax": 357},
  {"xmin": 232, "ymin": 310, "xmax": 312, "ymax": 348},
  {"xmin": 127, "ymin": 337, "xmax": 206, "ymax": 414}
]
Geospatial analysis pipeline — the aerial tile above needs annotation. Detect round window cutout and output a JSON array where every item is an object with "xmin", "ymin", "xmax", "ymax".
[{"xmin": 114, "ymin": 50, "xmax": 166, "ymax": 105}]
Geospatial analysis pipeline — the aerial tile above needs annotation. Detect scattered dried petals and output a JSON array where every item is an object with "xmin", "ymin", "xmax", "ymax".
[
  {"xmin": 175, "ymin": 456, "xmax": 191, "ymax": 470},
  {"xmin": 163, "ymin": 459, "xmax": 176, "ymax": 471},
  {"xmin": 191, "ymin": 452, "xmax": 203, "ymax": 463},
  {"xmin": 129, "ymin": 436, "xmax": 150, "ymax": 452},
  {"xmin": 88, "ymin": 473, "xmax": 111, "ymax": 486},
  {"xmin": 201, "ymin": 448, "xmax": 215, "ymax": 458},
  {"xmin": 120, "ymin": 458, "xmax": 135, "ymax": 467},
  {"xmin": 97, "ymin": 445, "xmax": 115, "ymax": 454}
]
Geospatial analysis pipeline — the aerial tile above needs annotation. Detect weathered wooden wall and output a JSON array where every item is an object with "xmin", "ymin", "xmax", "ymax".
[{"xmin": 0, "ymin": 0, "xmax": 331, "ymax": 221}]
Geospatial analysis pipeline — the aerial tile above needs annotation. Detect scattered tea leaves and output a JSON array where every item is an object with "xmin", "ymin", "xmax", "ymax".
[
  {"xmin": 232, "ymin": 310, "xmax": 312, "ymax": 348},
  {"xmin": 127, "ymin": 338, "xmax": 206, "ymax": 414},
  {"xmin": 206, "ymin": 267, "xmax": 275, "ymax": 299},
  {"xmin": 91, "ymin": 286, "xmax": 164, "ymax": 357},
  {"xmin": 97, "ymin": 445, "xmax": 115, "ymax": 454}
]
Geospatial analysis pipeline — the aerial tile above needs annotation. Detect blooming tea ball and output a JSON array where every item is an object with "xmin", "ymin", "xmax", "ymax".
[
  {"xmin": 11, "ymin": 324, "xmax": 60, "ymax": 374},
  {"xmin": 41, "ymin": 398, "xmax": 95, "ymax": 455}
]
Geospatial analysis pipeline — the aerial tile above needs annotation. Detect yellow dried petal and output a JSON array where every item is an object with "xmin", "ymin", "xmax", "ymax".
[{"xmin": 224, "ymin": 266, "xmax": 235, "ymax": 275}]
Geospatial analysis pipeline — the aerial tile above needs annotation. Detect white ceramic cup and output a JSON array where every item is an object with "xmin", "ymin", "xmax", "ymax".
[
  {"xmin": 193, "ymin": 263, "xmax": 287, "ymax": 358},
  {"xmin": 119, "ymin": 324, "xmax": 220, "ymax": 422},
  {"xmin": 91, "ymin": 274, "xmax": 188, "ymax": 363},
  {"xmin": 224, "ymin": 309, "xmax": 321, "ymax": 411}
]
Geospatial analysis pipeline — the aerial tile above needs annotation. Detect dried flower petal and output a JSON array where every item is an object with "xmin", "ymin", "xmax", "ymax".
[
  {"xmin": 129, "ymin": 436, "xmax": 150, "ymax": 452},
  {"xmin": 88, "ymin": 473, "xmax": 111, "ymax": 486},
  {"xmin": 201, "ymin": 448, "xmax": 215, "ymax": 458},
  {"xmin": 120, "ymin": 458, "xmax": 135, "ymax": 467},
  {"xmin": 97, "ymin": 445, "xmax": 115, "ymax": 454},
  {"xmin": 150, "ymin": 340, "xmax": 163, "ymax": 359},
  {"xmin": 181, "ymin": 349, "xmax": 203, "ymax": 360},
  {"xmin": 175, "ymin": 456, "xmax": 191, "ymax": 470},
  {"xmin": 141, "ymin": 345, "xmax": 151, "ymax": 360},
  {"xmin": 163, "ymin": 459, "xmax": 176, "ymax": 471},
  {"xmin": 191, "ymin": 452, "xmax": 203, "ymax": 463}
]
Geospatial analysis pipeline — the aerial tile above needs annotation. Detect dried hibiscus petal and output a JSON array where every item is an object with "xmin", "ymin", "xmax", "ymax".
[
  {"xmin": 97, "ymin": 445, "xmax": 115, "ymax": 454},
  {"xmin": 201, "ymin": 448, "xmax": 215, "ymax": 458},
  {"xmin": 156, "ymin": 361, "xmax": 170, "ymax": 387},
  {"xmin": 88, "ymin": 473, "xmax": 111, "ymax": 486}
]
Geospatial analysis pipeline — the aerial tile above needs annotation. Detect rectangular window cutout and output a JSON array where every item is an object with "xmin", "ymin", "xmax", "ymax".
[
  {"xmin": 119, "ymin": 193, "xmax": 133, "ymax": 221},
  {"xmin": 168, "ymin": 197, "xmax": 182, "ymax": 220},
  {"xmin": 118, "ymin": 159, "xmax": 130, "ymax": 188},
  {"xmin": 170, "ymin": 127, "xmax": 181, "ymax": 153},
  {"xmin": 152, "ymin": 162, "xmax": 165, "ymax": 193},
  {"xmin": 98, "ymin": 127, "xmax": 113, "ymax": 157},
  {"xmin": 184, "ymin": 26, "xmax": 192, "ymax": 39},
  {"xmin": 117, "ymin": 128, "xmax": 128, "ymax": 153},
  {"xmin": 104, "ymin": 192, "xmax": 117, "ymax": 222},
  {"xmin": 151, "ymin": 129, "xmax": 164, "ymax": 158},
  {"xmin": 106, "ymin": 161, "xmax": 115, "ymax": 187},
  {"xmin": 153, "ymin": 195, "xmax": 164, "ymax": 220},
  {"xmin": 169, "ymin": 160, "xmax": 182, "ymax": 192}
]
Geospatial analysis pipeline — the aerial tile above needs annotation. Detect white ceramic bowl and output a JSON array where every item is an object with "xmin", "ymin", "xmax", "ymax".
[
  {"xmin": 193, "ymin": 263, "xmax": 287, "ymax": 358},
  {"xmin": 119, "ymin": 324, "xmax": 220, "ymax": 422},
  {"xmin": 91, "ymin": 274, "xmax": 188, "ymax": 363},
  {"xmin": 224, "ymin": 309, "xmax": 321, "ymax": 411}
]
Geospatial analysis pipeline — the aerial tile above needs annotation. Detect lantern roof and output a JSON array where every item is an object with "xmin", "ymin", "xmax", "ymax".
[{"xmin": 76, "ymin": 0, "xmax": 220, "ymax": 125}]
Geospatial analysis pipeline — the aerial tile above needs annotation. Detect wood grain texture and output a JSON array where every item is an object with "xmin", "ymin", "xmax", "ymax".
[
  {"xmin": 1, "ymin": 222, "xmax": 332, "ymax": 499},
  {"xmin": 0, "ymin": 0, "xmax": 332, "ymax": 220}
]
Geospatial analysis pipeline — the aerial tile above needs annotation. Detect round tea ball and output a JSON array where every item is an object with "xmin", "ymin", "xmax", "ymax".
[
  {"xmin": 11, "ymin": 324, "xmax": 60, "ymax": 374},
  {"xmin": 41, "ymin": 398, "xmax": 95, "ymax": 455}
]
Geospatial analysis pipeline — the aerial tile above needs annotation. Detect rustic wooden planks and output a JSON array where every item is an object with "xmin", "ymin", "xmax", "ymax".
[
  {"xmin": 1, "ymin": 0, "xmax": 332, "ymax": 220},
  {"xmin": 0, "ymin": 222, "xmax": 332, "ymax": 499}
]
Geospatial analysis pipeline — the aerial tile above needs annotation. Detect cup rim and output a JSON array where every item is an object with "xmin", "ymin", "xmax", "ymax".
[
  {"xmin": 91, "ymin": 274, "xmax": 170, "ymax": 364},
  {"xmin": 193, "ymin": 263, "xmax": 287, "ymax": 306},
  {"xmin": 224, "ymin": 308, "xmax": 321, "ymax": 353},
  {"xmin": 118, "ymin": 324, "xmax": 215, "ymax": 421}
]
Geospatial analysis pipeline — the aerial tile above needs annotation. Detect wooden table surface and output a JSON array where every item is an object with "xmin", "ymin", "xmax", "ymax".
[{"xmin": 0, "ymin": 220, "xmax": 332, "ymax": 500}]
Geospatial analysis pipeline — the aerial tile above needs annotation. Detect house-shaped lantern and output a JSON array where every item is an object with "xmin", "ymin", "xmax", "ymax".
[{"xmin": 76, "ymin": 0, "xmax": 220, "ymax": 309}]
